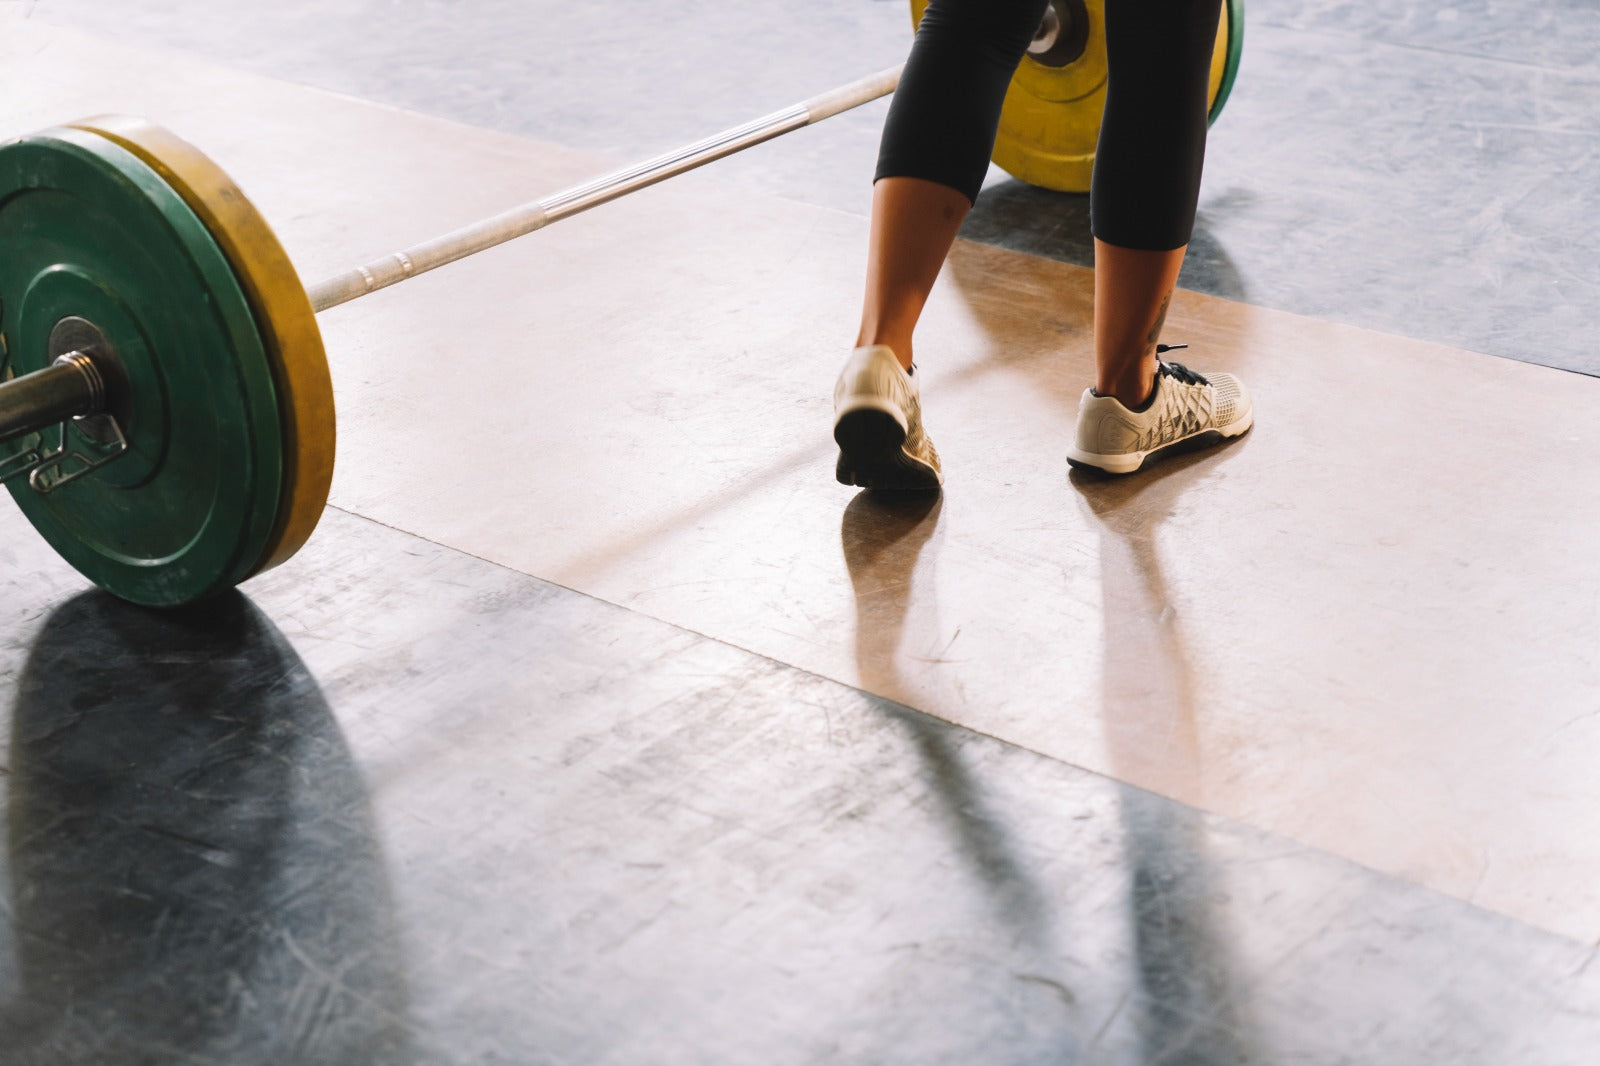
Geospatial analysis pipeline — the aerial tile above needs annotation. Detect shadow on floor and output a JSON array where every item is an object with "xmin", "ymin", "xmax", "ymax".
[
  {"xmin": 1075, "ymin": 452, "xmax": 1258, "ymax": 1060},
  {"xmin": 961, "ymin": 180, "xmax": 1248, "ymax": 303},
  {"xmin": 0, "ymin": 591, "xmax": 414, "ymax": 1066},
  {"xmin": 839, "ymin": 462, "xmax": 1259, "ymax": 1059}
]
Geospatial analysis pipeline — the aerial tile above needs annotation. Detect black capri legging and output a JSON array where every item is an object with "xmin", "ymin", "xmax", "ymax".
[{"xmin": 874, "ymin": 0, "xmax": 1224, "ymax": 251}]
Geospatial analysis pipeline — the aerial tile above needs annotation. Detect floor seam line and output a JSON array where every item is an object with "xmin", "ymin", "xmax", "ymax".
[{"xmin": 320, "ymin": 505, "xmax": 1103, "ymax": 767}]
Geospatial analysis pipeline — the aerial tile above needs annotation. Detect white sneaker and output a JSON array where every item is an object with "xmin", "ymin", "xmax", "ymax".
[
  {"xmin": 833, "ymin": 345, "xmax": 943, "ymax": 491},
  {"xmin": 1066, "ymin": 358, "xmax": 1253, "ymax": 475}
]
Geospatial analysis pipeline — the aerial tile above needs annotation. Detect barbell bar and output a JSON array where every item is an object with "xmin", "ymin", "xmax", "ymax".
[
  {"xmin": 0, "ymin": 0, "xmax": 1244, "ymax": 607},
  {"xmin": 306, "ymin": 66, "xmax": 905, "ymax": 313}
]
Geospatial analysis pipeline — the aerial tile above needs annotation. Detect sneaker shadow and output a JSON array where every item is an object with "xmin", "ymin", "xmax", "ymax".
[
  {"xmin": 1070, "ymin": 449, "xmax": 1218, "ymax": 794},
  {"xmin": 838, "ymin": 464, "xmax": 1260, "ymax": 1059},
  {"xmin": 840, "ymin": 489, "xmax": 1090, "ymax": 1053},
  {"xmin": 840, "ymin": 489, "xmax": 944, "ymax": 702},
  {"xmin": 1072, "ymin": 451, "xmax": 1259, "ymax": 1062}
]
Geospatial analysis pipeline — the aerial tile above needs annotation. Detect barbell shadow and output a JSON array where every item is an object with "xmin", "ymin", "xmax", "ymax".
[{"xmin": 0, "ymin": 590, "xmax": 415, "ymax": 1066}]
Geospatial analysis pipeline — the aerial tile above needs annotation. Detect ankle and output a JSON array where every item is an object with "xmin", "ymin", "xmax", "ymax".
[
  {"xmin": 864, "ymin": 344, "xmax": 913, "ymax": 372},
  {"xmin": 855, "ymin": 329, "xmax": 914, "ymax": 371},
  {"xmin": 1095, "ymin": 373, "xmax": 1156, "ymax": 411}
]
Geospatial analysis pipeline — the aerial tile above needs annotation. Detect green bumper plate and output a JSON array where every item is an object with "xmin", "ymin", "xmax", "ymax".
[{"xmin": 0, "ymin": 128, "xmax": 284, "ymax": 607}]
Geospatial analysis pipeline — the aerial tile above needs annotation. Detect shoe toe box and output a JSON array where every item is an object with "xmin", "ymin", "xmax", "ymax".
[{"xmin": 1207, "ymin": 371, "xmax": 1251, "ymax": 427}]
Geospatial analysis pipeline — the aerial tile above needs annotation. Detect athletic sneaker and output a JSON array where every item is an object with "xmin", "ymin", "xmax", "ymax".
[
  {"xmin": 833, "ymin": 344, "xmax": 943, "ymax": 491},
  {"xmin": 1066, "ymin": 356, "xmax": 1253, "ymax": 475}
]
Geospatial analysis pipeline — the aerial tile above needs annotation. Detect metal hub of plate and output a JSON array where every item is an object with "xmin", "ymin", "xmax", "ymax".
[
  {"xmin": 1027, "ymin": 0, "xmax": 1090, "ymax": 69},
  {"xmin": 47, "ymin": 316, "xmax": 127, "ymax": 446}
]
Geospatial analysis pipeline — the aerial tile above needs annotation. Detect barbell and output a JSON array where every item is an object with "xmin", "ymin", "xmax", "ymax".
[{"xmin": 0, "ymin": 0, "xmax": 1243, "ymax": 607}]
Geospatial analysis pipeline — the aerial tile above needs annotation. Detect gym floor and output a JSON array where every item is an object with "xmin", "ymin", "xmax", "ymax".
[{"xmin": 1, "ymin": 2, "xmax": 1598, "ymax": 1063}]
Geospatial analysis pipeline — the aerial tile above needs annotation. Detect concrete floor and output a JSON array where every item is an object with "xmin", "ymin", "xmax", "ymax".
[{"xmin": 3, "ymin": 5, "xmax": 1600, "ymax": 1064}]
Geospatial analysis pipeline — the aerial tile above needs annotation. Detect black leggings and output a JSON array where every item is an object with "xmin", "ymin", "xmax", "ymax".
[{"xmin": 874, "ymin": 0, "xmax": 1223, "ymax": 251}]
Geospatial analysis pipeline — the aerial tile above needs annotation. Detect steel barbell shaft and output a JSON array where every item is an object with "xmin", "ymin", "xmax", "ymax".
[{"xmin": 306, "ymin": 64, "xmax": 904, "ymax": 314}]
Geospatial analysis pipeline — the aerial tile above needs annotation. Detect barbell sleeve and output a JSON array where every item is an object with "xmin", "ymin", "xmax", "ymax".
[
  {"xmin": 0, "ymin": 354, "xmax": 106, "ymax": 446},
  {"xmin": 305, "ymin": 64, "xmax": 904, "ymax": 313}
]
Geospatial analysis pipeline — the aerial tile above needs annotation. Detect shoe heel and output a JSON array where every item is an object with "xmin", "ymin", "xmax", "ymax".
[
  {"xmin": 834, "ymin": 409, "xmax": 938, "ymax": 491},
  {"xmin": 835, "ymin": 406, "xmax": 904, "ymax": 453}
]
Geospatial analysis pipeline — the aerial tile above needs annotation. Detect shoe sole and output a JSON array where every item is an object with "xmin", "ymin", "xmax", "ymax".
[
  {"xmin": 1067, "ymin": 408, "xmax": 1255, "ymax": 476},
  {"xmin": 834, "ymin": 408, "xmax": 942, "ymax": 492}
]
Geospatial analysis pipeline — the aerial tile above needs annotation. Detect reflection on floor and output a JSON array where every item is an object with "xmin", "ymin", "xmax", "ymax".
[{"xmin": 4, "ymin": 511, "xmax": 1599, "ymax": 1065}]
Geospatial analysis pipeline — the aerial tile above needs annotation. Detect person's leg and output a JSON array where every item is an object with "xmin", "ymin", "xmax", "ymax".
[
  {"xmin": 1092, "ymin": 240, "xmax": 1186, "ymax": 407},
  {"xmin": 855, "ymin": 177, "xmax": 971, "ymax": 372},
  {"xmin": 855, "ymin": 0, "xmax": 1051, "ymax": 370},
  {"xmin": 1091, "ymin": 0, "xmax": 1222, "ymax": 406},
  {"xmin": 1069, "ymin": 0, "xmax": 1253, "ymax": 473},
  {"xmin": 835, "ymin": 0, "xmax": 1049, "ymax": 489}
]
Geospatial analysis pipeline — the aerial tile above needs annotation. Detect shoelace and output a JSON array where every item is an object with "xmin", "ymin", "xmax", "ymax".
[{"xmin": 1154, "ymin": 345, "xmax": 1209, "ymax": 388}]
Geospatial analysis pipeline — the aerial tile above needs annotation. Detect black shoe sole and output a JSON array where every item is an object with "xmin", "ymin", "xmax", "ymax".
[{"xmin": 834, "ymin": 409, "xmax": 941, "ymax": 492}]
